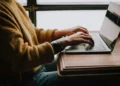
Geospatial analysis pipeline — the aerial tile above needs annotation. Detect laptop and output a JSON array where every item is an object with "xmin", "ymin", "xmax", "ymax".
[{"xmin": 62, "ymin": 2, "xmax": 120, "ymax": 54}]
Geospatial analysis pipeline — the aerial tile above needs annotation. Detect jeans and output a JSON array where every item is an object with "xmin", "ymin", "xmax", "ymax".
[
  {"xmin": 22, "ymin": 56, "xmax": 69, "ymax": 86},
  {"xmin": 23, "ymin": 56, "xmax": 94, "ymax": 86},
  {"xmin": 33, "ymin": 57, "xmax": 66, "ymax": 86}
]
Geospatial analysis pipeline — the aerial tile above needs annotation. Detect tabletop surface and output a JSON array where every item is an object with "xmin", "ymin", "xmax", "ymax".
[{"xmin": 57, "ymin": 35, "xmax": 120, "ymax": 76}]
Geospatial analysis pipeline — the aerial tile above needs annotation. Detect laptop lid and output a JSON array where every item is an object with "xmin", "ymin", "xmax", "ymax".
[{"xmin": 99, "ymin": 2, "xmax": 120, "ymax": 51}]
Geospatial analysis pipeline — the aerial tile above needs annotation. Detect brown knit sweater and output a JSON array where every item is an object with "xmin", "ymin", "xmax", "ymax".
[{"xmin": 0, "ymin": 0, "xmax": 56, "ymax": 84}]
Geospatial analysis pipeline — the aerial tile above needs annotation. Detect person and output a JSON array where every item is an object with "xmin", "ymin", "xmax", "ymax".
[{"xmin": 0, "ymin": 0, "xmax": 94, "ymax": 86}]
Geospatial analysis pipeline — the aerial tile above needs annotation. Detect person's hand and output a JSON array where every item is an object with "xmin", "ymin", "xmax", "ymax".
[
  {"xmin": 51, "ymin": 31, "xmax": 94, "ymax": 54},
  {"xmin": 55, "ymin": 32, "xmax": 94, "ymax": 49},
  {"xmin": 62, "ymin": 26, "xmax": 89, "ymax": 36},
  {"xmin": 64, "ymin": 32, "xmax": 94, "ymax": 46},
  {"xmin": 54, "ymin": 26, "xmax": 89, "ymax": 40}
]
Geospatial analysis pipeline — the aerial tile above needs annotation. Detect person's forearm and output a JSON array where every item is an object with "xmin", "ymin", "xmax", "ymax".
[
  {"xmin": 53, "ymin": 26, "xmax": 89, "ymax": 41},
  {"xmin": 53, "ymin": 29, "xmax": 67, "ymax": 40}
]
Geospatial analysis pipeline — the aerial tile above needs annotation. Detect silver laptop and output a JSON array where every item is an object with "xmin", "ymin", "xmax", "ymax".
[{"xmin": 62, "ymin": 2, "xmax": 120, "ymax": 54}]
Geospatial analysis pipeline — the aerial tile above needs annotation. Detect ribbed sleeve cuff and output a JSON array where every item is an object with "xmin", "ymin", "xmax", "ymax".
[
  {"xmin": 46, "ymin": 29, "xmax": 57, "ymax": 42},
  {"xmin": 37, "ymin": 42, "xmax": 54, "ymax": 63}
]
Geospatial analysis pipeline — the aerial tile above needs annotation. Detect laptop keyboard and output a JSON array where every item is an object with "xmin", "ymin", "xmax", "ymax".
[
  {"xmin": 64, "ymin": 34, "xmax": 108, "ymax": 52},
  {"xmin": 88, "ymin": 34, "xmax": 107, "ymax": 51}
]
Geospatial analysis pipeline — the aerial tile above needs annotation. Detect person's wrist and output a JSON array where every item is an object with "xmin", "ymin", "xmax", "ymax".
[
  {"xmin": 56, "ymin": 36, "xmax": 68, "ymax": 48},
  {"xmin": 54, "ymin": 30, "xmax": 66, "ymax": 40},
  {"xmin": 51, "ymin": 37, "xmax": 68, "ymax": 54}
]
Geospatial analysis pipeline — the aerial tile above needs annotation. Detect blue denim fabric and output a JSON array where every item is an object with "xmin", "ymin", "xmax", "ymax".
[
  {"xmin": 23, "ymin": 57, "xmax": 68, "ymax": 86},
  {"xmin": 33, "ymin": 66, "xmax": 65, "ymax": 86},
  {"xmin": 23, "ymin": 58, "xmax": 86, "ymax": 86},
  {"xmin": 32, "ymin": 58, "xmax": 68, "ymax": 86}
]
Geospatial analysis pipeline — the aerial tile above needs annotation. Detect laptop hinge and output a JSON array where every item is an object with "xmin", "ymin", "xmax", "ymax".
[{"xmin": 99, "ymin": 34, "xmax": 117, "ymax": 51}]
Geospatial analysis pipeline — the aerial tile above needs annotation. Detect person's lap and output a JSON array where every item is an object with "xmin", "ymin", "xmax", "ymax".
[
  {"xmin": 23, "ymin": 56, "xmax": 62, "ymax": 86},
  {"xmin": 24, "ymin": 56, "xmax": 93, "ymax": 86},
  {"xmin": 32, "ymin": 57, "xmax": 68, "ymax": 86},
  {"xmin": 23, "ymin": 56, "xmax": 69, "ymax": 86}
]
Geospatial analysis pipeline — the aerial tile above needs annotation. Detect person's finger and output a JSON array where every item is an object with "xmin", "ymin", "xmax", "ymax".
[
  {"xmin": 80, "ymin": 35, "xmax": 94, "ymax": 46},
  {"xmin": 69, "ymin": 38, "xmax": 85, "ymax": 45},
  {"xmin": 80, "ymin": 33, "xmax": 90, "ymax": 36},
  {"xmin": 78, "ymin": 34, "xmax": 92, "ymax": 39},
  {"xmin": 78, "ymin": 27, "xmax": 89, "ymax": 34},
  {"xmin": 86, "ymin": 39, "xmax": 94, "ymax": 46},
  {"xmin": 82, "ymin": 40, "xmax": 92, "ymax": 44},
  {"xmin": 74, "ymin": 26, "xmax": 88, "ymax": 34},
  {"xmin": 72, "ymin": 38, "xmax": 93, "ymax": 46},
  {"xmin": 80, "ymin": 26, "xmax": 88, "ymax": 31},
  {"xmin": 80, "ymin": 34, "xmax": 94, "ymax": 41}
]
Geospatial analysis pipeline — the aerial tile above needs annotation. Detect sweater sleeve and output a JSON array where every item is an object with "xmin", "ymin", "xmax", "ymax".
[
  {"xmin": 0, "ymin": 5, "xmax": 54, "ymax": 72},
  {"xmin": 35, "ymin": 27, "xmax": 57, "ymax": 43},
  {"xmin": 16, "ymin": 1, "xmax": 57, "ymax": 43}
]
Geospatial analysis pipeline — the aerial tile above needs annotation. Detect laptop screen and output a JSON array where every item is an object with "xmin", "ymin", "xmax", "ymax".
[{"xmin": 99, "ymin": 2, "xmax": 120, "ymax": 49}]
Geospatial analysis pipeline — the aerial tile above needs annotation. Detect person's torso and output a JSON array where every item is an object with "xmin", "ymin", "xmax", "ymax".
[{"xmin": 0, "ymin": 1, "xmax": 40, "ymax": 85}]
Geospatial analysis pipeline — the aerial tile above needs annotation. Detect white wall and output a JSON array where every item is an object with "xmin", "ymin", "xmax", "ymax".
[{"xmin": 37, "ymin": 10, "xmax": 106, "ymax": 31}]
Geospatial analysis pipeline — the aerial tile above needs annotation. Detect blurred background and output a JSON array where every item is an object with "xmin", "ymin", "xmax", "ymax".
[{"xmin": 16, "ymin": 0, "xmax": 120, "ymax": 31}]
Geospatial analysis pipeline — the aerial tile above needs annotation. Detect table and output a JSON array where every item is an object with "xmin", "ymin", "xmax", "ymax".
[{"xmin": 57, "ymin": 35, "xmax": 120, "ymax": 86}]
